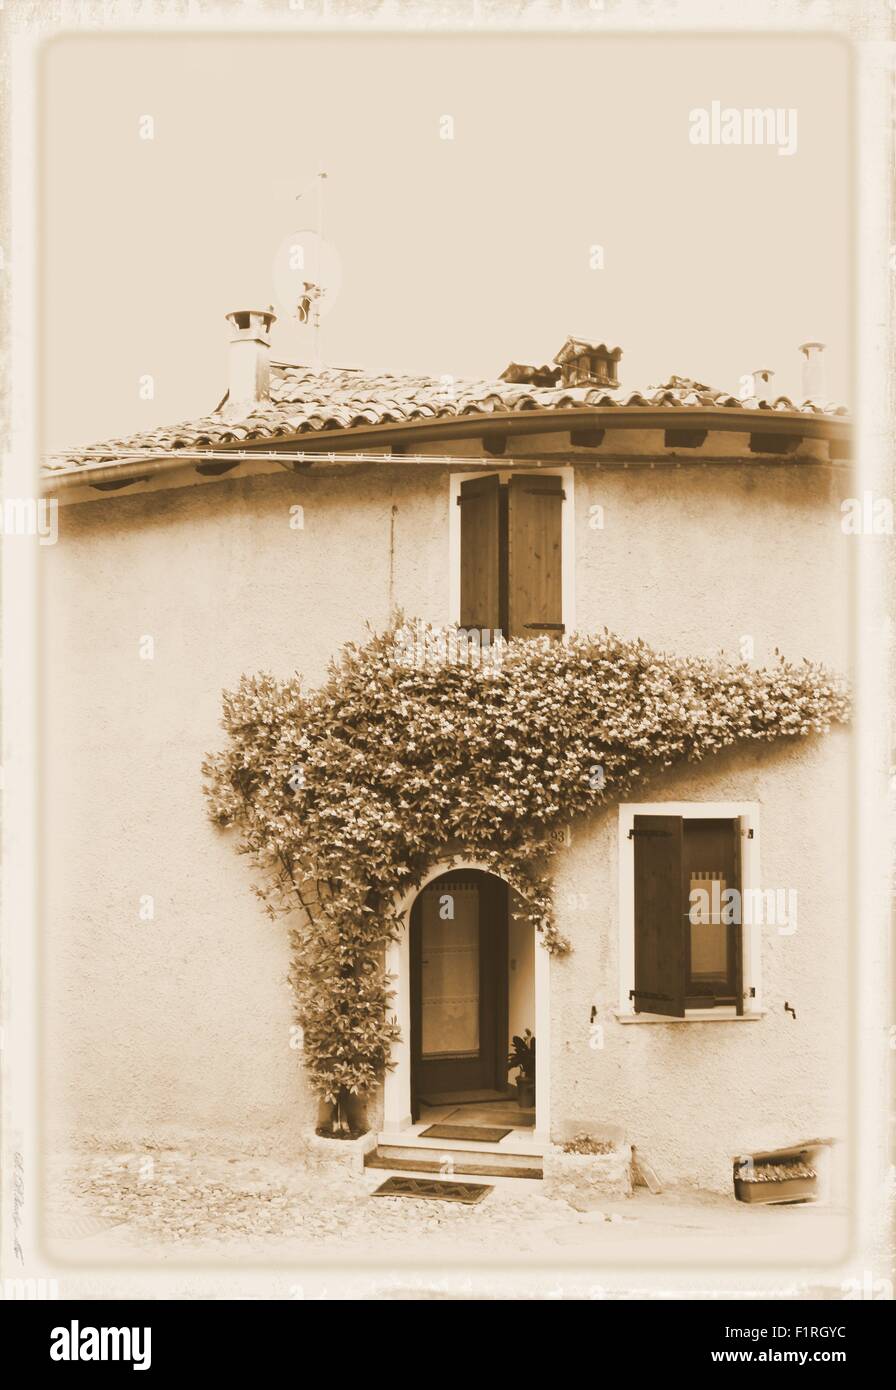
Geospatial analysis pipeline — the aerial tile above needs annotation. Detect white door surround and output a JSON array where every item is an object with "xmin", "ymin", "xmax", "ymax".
[{"xmin": 384, "ymin": 860, "xmax": 551, "ymax": 1140}]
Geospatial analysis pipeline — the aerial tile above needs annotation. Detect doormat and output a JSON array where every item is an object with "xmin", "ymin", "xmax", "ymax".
[
  {"xmin": 420, "ymin": 1124, "xmax": 512, "ymax": 1143},
  {"xmin": 371, "ymin": 1176, "xmax": 493, "ymax": 1205}
]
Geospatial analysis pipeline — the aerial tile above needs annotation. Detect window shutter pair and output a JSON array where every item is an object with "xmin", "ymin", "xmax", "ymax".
[
  {"xmin": 632, "ymin": 814, "xmax": 746, "ymax": 1017},
  {"xmin": 459, "ymin": 474, "xmax": 563, "ymax": 639}
]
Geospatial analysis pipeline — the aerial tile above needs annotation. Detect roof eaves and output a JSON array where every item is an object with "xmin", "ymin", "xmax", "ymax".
[{"xmin": 44, "ymin": 399, "xmax": 851, "ymax": 483}]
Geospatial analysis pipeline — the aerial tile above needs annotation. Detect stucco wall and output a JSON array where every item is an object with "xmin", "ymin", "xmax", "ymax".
[
  {"xmin": 41, "ymin": 464, "xmax": 450, "ymax": 1156},
  {"xmin": 548, "ymin": 733, "xmax": 851, "ymax": 1192},
  {"xmin": 41, "ymin": 449, "xmax": 851, "ymax": 1182},
  {"xmin": 572, "ymin": 457, "xmax": 850, "ymax": 667}
]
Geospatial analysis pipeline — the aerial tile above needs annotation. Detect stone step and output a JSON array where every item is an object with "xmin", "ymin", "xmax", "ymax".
[
  {"xmin": 365, "ymin": 1149, "xmax": 543, "ymax": 1181},
  {"xmin": 377, "ymin": 1131, "xmax": 543, "ymax": 1158},
  {"xmin": 377, "ymin": 1138, "xmax": 543, "ymax": 1169}
]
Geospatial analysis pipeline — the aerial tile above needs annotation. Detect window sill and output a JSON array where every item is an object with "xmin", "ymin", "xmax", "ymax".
[{"xmin": 614, "ymin": 1008, "xmax": 766, "ymax": 1024}]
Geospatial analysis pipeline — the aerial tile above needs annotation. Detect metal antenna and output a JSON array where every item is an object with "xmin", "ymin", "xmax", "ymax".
[
  {"xmin": 295, "ymin": 171, "xmax": 327, "ymax": 372},
  {"xmin": 315, "ymin": 171, "xmax": 327, "ymax": 372}
]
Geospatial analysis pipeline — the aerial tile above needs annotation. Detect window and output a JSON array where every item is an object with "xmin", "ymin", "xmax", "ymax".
[
  {"xmin": 456, "ymin": 472, "xmax": 565, "ymax": 640},
  {"xmin": 629, "ymin": 812, "xmax": 751, "ymax": 1017}
]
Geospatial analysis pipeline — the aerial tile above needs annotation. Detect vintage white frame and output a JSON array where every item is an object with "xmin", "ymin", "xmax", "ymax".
[{"xmin": 3, "ymin": 4, "xmax": 888, "ymax": 1299}]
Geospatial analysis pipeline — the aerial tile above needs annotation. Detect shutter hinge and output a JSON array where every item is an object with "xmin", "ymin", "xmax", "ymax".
[
  {"xmin": 746, "ymin": 827, "xmax": 754, "ymax": 838},
  {"xmin": 457, "ymin": 480, "xmax": 499, "ymax": 503}
]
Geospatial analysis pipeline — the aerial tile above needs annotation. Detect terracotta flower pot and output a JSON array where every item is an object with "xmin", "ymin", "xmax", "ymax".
[{"xmin": 516, "ymin": 1077, "xmax": 536, "ymax": 1108}]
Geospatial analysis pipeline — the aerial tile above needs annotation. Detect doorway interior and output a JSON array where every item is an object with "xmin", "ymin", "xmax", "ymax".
[{"xmin": 409, "ymin": 869, "xmax": 535, "ymax": 1130}]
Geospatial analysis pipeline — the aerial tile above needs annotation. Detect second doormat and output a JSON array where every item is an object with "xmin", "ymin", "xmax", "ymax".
[
  {"xmin": 372, "ymin": 1176, "xmax": 493, "ymax": 1204},
  {"xmin": 420, "ymin": 1124, "xmax": 512, "ymax": 1143}
]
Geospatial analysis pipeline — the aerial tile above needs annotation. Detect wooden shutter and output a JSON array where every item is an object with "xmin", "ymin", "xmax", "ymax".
[
  {"xmin": 632, "ymin": 814, "xmax": 686, "ymax": 1017},
  {"xmin": 458, "ymin": 474, "xmax": 501, "ymax": 632},
  {"xmin": 507, "ymin": 474, "xmax": 564, "ymax": 640},
  {"xmin": 732, "ymin": 816, "xmax": 746, "ymax": 1016}
]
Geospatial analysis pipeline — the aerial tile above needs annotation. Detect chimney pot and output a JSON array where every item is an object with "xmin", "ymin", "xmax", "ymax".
[
  {"xmin": 751, "ymin": 368, "xmax": 775, "ymax": 396},
  {"xmin": 225, "ymin": 307, "xmax": 277, "ymax": 412},
  {"xmin": 798, "ymin": 341, "xmax": 826, "ymax": 402}
]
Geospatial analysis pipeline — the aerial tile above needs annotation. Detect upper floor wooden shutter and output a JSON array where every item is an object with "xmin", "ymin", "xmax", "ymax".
[
  {"xmin": 632, "ymin": 814, "xmax": 686, "ymax": 1017},
  {"xmin": 507, "ymin": 474, "xmax": 564, "ymax": 640},
  {"xmin": 459, "ymin": 474, "xmax": 500, "ymax": 632},
  {"xmin": 732, "ymin": 816, "xmax": 746, "ymax": 1016}
]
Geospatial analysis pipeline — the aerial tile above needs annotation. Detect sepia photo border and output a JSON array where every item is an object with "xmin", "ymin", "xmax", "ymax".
[{"xmin": 0, "ymin": 0, "xmax": 891, "ymax": 1301}]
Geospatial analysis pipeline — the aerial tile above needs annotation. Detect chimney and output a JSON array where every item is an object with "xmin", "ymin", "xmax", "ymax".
[
  {"xmin": 225, "ymin": 307, "xmax": 277, "ymax": 411},
  {"xmin": 553, "ymin": 337, "xmax": 622, "ymax": 389},
  {"xmin": 798, "ymin": 341, "xmax": 826, "ymax": 402},
  {"xmin": 751, "ymin": 367, "xmax": 775, "ymax": 396}
]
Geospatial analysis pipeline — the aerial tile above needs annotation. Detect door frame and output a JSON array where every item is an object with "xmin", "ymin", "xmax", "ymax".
[
  {"xmin": 385, "ymin": 860, "xmax": 550, "ymax": 1139},
  {"xmin": 409, "ymin": 871, "xmax": 509, "ymax": 1114}
]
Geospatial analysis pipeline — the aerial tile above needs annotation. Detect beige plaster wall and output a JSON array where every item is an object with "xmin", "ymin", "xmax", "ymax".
[
  {"xmin": 41, "ymin": 464, "xmax": 449, "ymax": 1156},
  {"xmin": 549, "ymin": 732, "xmax": 851, "ymax": 1192}
]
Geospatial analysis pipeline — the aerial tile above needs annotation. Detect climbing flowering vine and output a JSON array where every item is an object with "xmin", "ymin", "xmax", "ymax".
[{"xmin": 202, "ymin": 621, "xmax": 849, "ymax": 1131}]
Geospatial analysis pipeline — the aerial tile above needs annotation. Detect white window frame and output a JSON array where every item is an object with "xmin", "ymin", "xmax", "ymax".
[
  {"xmin": 617, "ymin": 801, "xmax": 764, "ymax": 1023},
  {"xmin": 448, "ymin": 466, "xmax": 575, "ymax": 634}
]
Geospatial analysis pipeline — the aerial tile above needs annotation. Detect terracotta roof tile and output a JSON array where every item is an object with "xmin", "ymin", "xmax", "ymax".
[{"xmin": 44, "ymin": 361, "xmax": 850, "ymax": 474}]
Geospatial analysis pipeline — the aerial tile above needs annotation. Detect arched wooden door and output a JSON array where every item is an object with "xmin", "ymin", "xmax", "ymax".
[{"xmin": 409, "ymin": 870, "xmax": 509, "ymax": 1117}]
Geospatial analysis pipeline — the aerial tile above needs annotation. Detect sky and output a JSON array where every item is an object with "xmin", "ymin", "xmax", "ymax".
[{"xmin": 40, "ymin": 32, "xmax": 850, "ymax": 453}]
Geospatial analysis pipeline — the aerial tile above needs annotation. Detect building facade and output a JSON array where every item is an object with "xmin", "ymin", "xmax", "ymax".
[{"xmin": 41, "ymin": 320, "xmax": 852, "ymax": 1191}]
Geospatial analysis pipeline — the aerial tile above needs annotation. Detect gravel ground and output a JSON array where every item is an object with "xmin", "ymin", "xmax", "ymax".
[
  {"xmin": 43, "ymin": 1147, "xmax": 848, "ymax": 1268},
  {"xmin": 53, "ymin": 1149, "xmax": 597, "ymax": 1251}
]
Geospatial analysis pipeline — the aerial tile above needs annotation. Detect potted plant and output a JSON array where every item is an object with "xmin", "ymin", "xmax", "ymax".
[{"xmin": 507, "ymin": 1029, "xmax": 536, "ymax": 1108}]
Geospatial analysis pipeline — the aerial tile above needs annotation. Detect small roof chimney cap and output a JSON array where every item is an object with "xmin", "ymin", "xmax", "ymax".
[
  {"xmin": 797, "ymin": 341, "xmax": 827, "ymax": 402},
  {"xmin": 553, "ymin": 335, "xmax": 622, "ymax": 366},
  {"xmin": 226, "ymin": 307, "xmax": 277, "ymax": 341}
]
